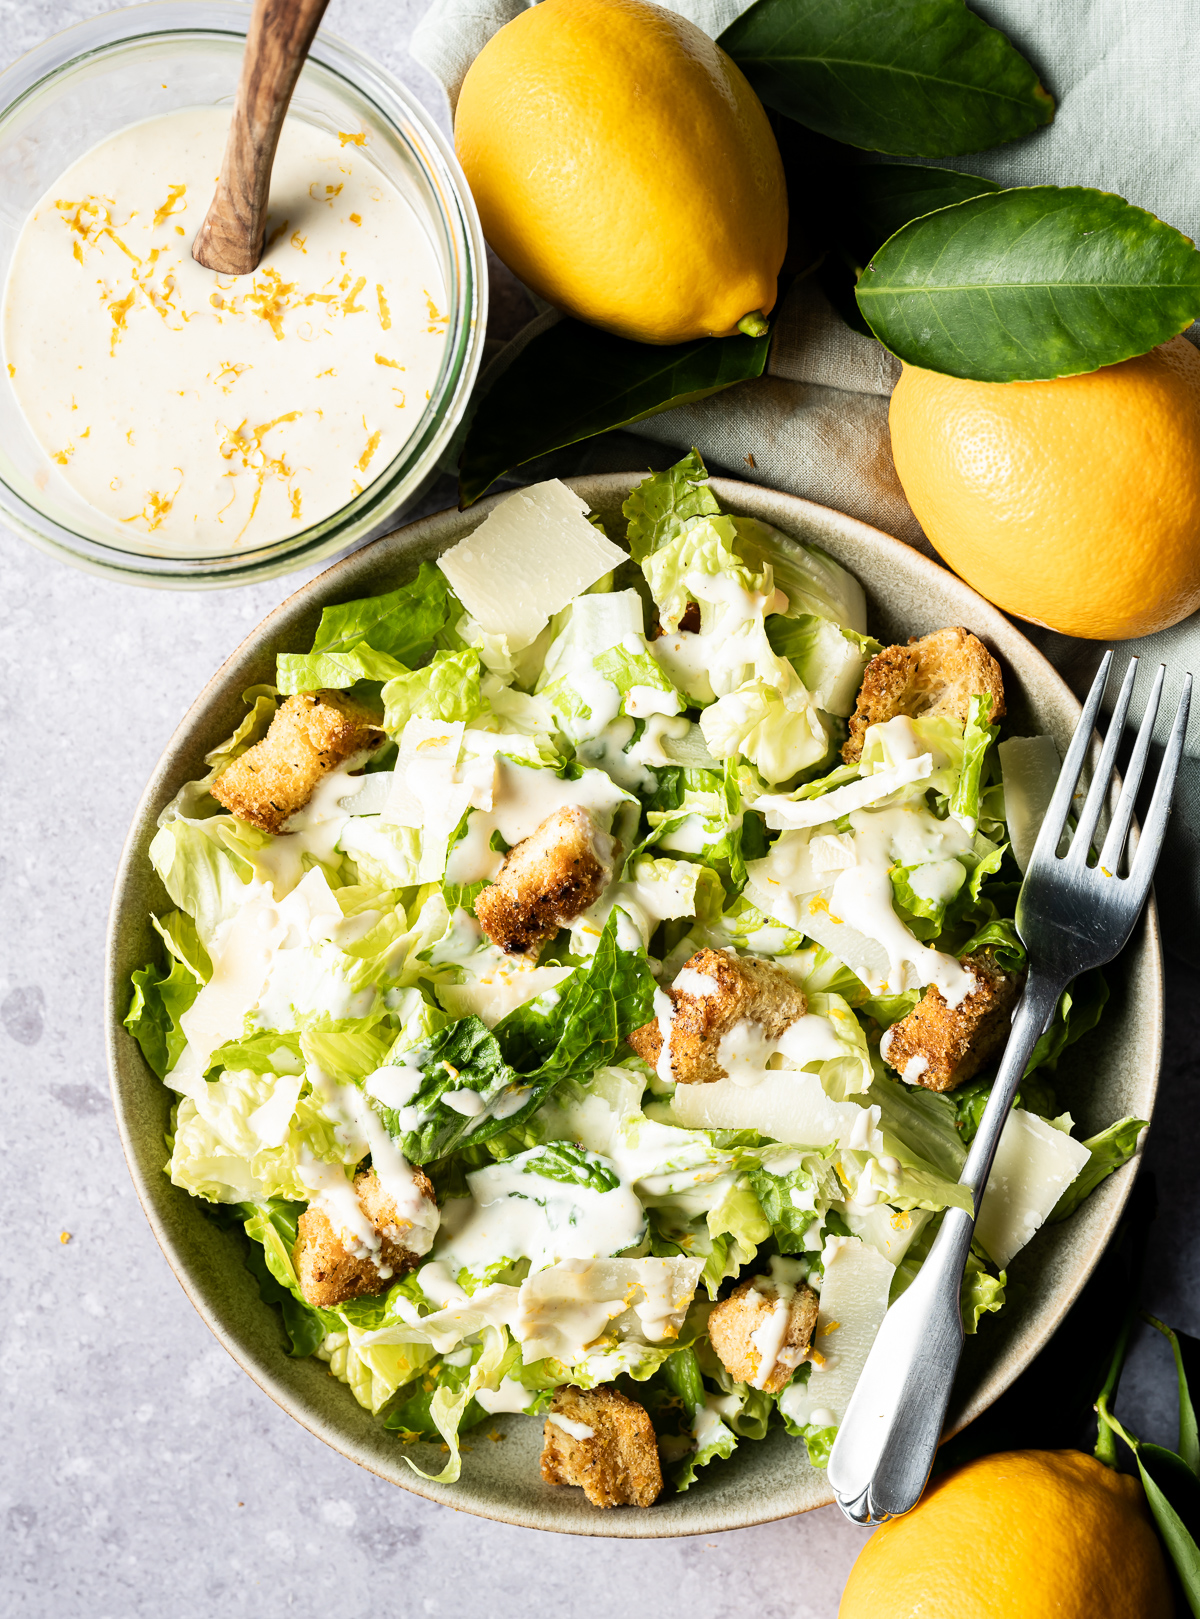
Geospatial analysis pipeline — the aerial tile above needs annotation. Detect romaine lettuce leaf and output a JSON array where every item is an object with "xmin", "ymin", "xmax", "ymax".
[
  {"xmin": 125, "ymin": 951, "xmax": 200, "ymax": 1079},
  {"xmin": 376, "ymin": 912, "xmax": 655, "ymax": 1162},
  {"xmin": 169, "ymin": 1065, "xmax": 352, "ymax": 1203},
  {"xmin": 661, "ymin": 1346, "xmax": 740, "ymax": 1492},
  {"xmin": 148, "ymin": 813, "xmax": 264, "ymax": 952},
  {"xmin": 153, "ymin": 910, "xmax": 211, "ymax": 985},
  {"xmin": 699, "ymin": 676, "xmax": 827, "ymax": 783},
  {"xmin": 338, "ymin": 817, "xmax": 422, "ymax": 889},
  {"xmin": 276, "ymin": 562, "xmax": 458, "ymax": 693},
  {"xmin": 239, "ymin": 1198, "xmax": 326, "ymax": 1356},
  {"xmin": 742, "ymin": 1160, "xmax": 823, "ymax": 1253},
  {"xmin": 731, "ymin": 517, "xmax": 868, "ymax": 634},
  {"xmin": 950, "ymin": 694, "xmax": 1000, "ymax": 833},
  {"xmin": 641, "ymin": 515, "xmax": 770, "ymax": 637},
  {"xmin": 381, "ymin": 648, "xmax": 484, "ymax": 735},
  {"xmin": 392, "ymin": 1326, "xmax": 510, "ymax": 1482},
  {"xmin": 1049, "ymin": 1116, "xmax": 1147, "ymax": 1222},
  {"xmin": 623, "ymin": 448, "xmax": 721, "ymax": 565},
  {"xmin": 962, "ymin": 1250, "xmax": 1006, "ymax": 1332},
  {"xmin": 277, "ymin": 644, "xmax": 408, "ymax": 694},
  {"xmin": 766, "ymin": 613, "xmax": 879, "ymax": 716},
  {"xmin": 1026, "ymin": 970, "xmax": 1110, "ymax": 1076},
  {"xmin": 593, "ymin": 641, "xmax": 679, "ymax": 706},
  {"xmin": 868, "ymin": 1072, "xmax": 966, "ymax": 1181},
  {"xmin": 201, "ymin": 687, "xmax": 280, "ymax": 781},
  {"xmin": 705, "ymin": 1178, "xmax": 770, "ymax": 1274}
]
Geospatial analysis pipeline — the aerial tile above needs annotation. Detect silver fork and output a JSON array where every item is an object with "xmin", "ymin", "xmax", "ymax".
[{"xmin": 828, "ymin": 652, "xmax": 1192, "ymax": 1527}]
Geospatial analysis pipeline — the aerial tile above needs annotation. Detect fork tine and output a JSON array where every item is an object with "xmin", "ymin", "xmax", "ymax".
[
  {"xmin": 1097, "ymin": 663, "xmax": 1166, "ymax": 876},
  {"xmin": 1128, "ymin": 675, "xmax": 1193, "ymax": 894},
  {"xmin": 1068, "ymin": 656, "xmax": 1139, "ymax": 864},
  {"xmin": 1026, "ymin": 651, "xmax": 1113, "ymax": 874}
]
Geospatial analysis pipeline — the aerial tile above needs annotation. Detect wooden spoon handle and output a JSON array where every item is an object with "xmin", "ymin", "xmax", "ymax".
[{"xmin": 192, "ymin": 0, "xmax": 331, "ymax": 276}]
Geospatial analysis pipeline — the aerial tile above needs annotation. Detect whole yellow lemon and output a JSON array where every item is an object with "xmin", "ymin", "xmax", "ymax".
[
  {"xmin": 454, "ymin": 0, "xmax": 787, "ymax": 345},
  {"xmin": 889, "ymin": 337, "xmax": 1200, "ymax": 640},
  {"xmin": 839, "ymin": 1450, "xmax": 1173, "ymax": 1619}
]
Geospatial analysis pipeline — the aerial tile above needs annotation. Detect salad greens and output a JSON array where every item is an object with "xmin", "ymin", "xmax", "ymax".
[{"xmin": 126, "ymin": 452, "xmax": 1144, "ymax": 1505}]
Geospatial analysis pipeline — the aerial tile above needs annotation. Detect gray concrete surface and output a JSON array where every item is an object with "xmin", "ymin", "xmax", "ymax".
[{"xmin": 3, "ymin": 2, "xmax": 1199, "ymax": 1614}]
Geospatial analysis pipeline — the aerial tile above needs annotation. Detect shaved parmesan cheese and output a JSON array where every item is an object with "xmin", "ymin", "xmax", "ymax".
[
  {"xmin": 998, "ymin": 734, "xmax": 1061, "ymax": 873},
  {"xmin": 779, "ymin": 1235, "xmax": 893, "ymax": 1426},
  {"xmin": 842, "ymin": 1203, "xmax": 930, "ymax": 1267},
  {"xmin": 975, "ymin": 1109, "xmax": 1091, "ymax": 1269},
  {"xmin": 670, "ymin": 1068, "xmax": 877, "ymax": 1149},
  {"xmin": 167, "ymin": 869, "xmax": 341, "ymax": 1101},
  {"xmin": 437, "ymin": 481, "xmax": 627, "ymax": 650},
  {"xmin": 752, "ymin": 753, "xmax": 933, "ymax": 831}
]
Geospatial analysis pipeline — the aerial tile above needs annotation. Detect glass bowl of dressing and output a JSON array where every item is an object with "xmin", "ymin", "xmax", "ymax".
[{"xmin": 0, "ymin": 1, "xmax": 487, "ymax": 588}]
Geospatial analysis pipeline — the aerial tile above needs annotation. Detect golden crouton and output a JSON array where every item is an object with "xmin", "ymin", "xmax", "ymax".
[
  {"xmin": 843, "ymin": 626, "xmax": 1006, "ymax": 764},
  {"xmin": 292, "ymin": 1166, "xmax": 435, "ymax": 1308},
  {"xmin": 211, "ymin": 690, "xmax": 386, "ymax": 833},
  {"xmin": 475, "ymin": 804, "xmax": 615, "ymax": 956},
  {"xmin": 881, "ymin": 949, "xmax": 1024, "ymax": 1094},
  {"xmin": 627, "ymin": 947, "xmax": 807, "ymax": 1084},
  {"xmin": 540, "ymin": 1385, "xmax": 663, "ymax": 1508},
  {"xmin": 708, "ymin": 1273, "xmax": 820, "ymax": 1393}
]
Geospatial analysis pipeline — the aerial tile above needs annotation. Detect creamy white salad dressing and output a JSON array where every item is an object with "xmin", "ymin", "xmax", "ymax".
[
  {"xmin": 434, "ymin": 1147, "xmax": 646, "ymax": 1277},
  {"xmin": 444, "ymin": 757, "xmax": 629, "ymax": 887},
  {"xmin": 547, "ymin": 1413, "xmax": 596, "ymax": 1442},
  {"xmin": 3, "ymin": 108, "xmax": 449, "ymax": 549},
  {"xmin": 301, "ymin": 1062, "xmax": 438, "ymax": 1256}
]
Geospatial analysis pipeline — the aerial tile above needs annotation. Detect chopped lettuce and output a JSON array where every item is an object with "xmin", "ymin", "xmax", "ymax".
[
  {"xmin": 1049, "ymin": 1116, "xmax": 1147, "ymax": 1222},
  {"xmin": 276, "ymin": 562, "xmax": 458, "ymax": 693},
  {"xmin": 381, "ymin": 648, "xmax": 484, "ymax": 735},
  {"xmin": 731, "ymin": 518, "xmax": 867, "ymax": 634},
  {"xmin": 374, "ymin": 913, "xmax": 655, "ymax": 1163},
  {"xmin": 950, "ymin": 694, "xmax": 1000, "ymax": 832},
  {"xmin": 169, "ymin": 1064, "xmax": 352, "ymax": 1204},
  {"xmin": 623, "ymin": 447, "xmax": 721, "ymax": 564},
  {"xmin": 641, "ymin": 514, "xmax": 770, "ymax": 638},
  {"xmin": 766, "ymin": 613, "xmax": 879, "ymax": 717},
  {"xmin": 148, "ymin": 812, "xmax": 264, "ymax": 952},
  {"xmin": 699, "ymin": 676, "xmax": 827, "ymax": 783},
  {"xmin": 132, "ymin": 462, "xmax": 1125, "ymax": 1498},
  {"xmin": 125, "ymin": 948, "xmax": 200, "ymax": 1080}
]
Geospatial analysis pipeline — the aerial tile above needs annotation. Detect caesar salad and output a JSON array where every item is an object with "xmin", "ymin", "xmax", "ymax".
[{"xmin": 126, "ymin": 452, "xmax": 1145, "ymax": 1509}]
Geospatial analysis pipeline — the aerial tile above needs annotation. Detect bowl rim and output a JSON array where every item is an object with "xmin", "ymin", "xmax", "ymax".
[
  {"xmin": 105, "ymin": 474, "xmax": 1163, "ymax": 1535},
  {"xmin": 0, "ymin": 0, "xmax": 487, "ymax": 587}
]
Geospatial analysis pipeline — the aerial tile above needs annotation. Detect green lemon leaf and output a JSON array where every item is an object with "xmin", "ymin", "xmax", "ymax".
[
  {"xmin": 856, "ymin": 186, "xmax": 1200, "ymax": 381},
  {"xmin": 719, "ymin": 0, "xmax": 1052, "ymax": 157},
  {"xmin": 1136, "ymin": 1443, "xmax": 1200, "ymax": 1607},
  {"xmin": 458, "ymin": 318, "xmax": 772, "ymax": 506},
  {"xmin": 841, "ymin": 163, "xmax": 1001, "ymax": 253}
]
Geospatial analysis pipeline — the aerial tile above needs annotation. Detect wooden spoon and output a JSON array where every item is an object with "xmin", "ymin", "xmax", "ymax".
[{"xmin": 192, "ymin": 0, "xmax": 331, "ymax": 277}]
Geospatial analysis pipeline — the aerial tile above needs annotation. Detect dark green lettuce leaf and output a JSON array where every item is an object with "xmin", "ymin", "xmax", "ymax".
[{"xmin": 378, "ymin": 913, "xmax": 655, "ymax": 1163}]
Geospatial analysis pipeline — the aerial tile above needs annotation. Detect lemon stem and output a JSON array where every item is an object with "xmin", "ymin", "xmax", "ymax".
[{"xmin": 737, "ymin": 310, "xmax": 770, "ymax": 338}]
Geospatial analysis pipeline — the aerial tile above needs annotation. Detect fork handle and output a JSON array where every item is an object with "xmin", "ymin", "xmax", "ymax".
[{"xmin": 828, "ymin": 970, "xmax": 1066, "ymax": 1524}]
